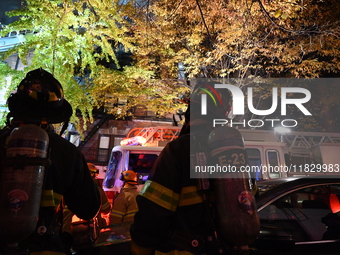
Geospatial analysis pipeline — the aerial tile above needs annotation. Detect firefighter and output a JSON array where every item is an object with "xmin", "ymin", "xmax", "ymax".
[
  {"xmin": 62, "ymin": 163, "xmax": 111, "ymax": 235},
  {"xmin": 0, "ymin": 68, "xmax": 101, "ymax": 255},
  {"xmin": 62, "ymin": 163, "xmax": 111, "ymax": 252},
  {"xmin": 87, "ymin": 163, "xmax": 111, "ymax": 225},
  {"xmin": 130, "ymin": 83, "xmax": 258, "ymax": 255},
  {"xmin": 109, "ymin": 170, "xmax": 139, "ymax": 225}
]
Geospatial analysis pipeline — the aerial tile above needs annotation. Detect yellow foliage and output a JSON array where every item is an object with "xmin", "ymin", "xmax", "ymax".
[{"xmin": 132, "ymin": 0, "xmax": 340, "ymax": 79}]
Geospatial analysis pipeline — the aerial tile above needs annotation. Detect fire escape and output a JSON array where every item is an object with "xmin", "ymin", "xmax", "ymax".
[{"xmin": 78, "ymin": 114, "xmax": 110, "ymax": 148}]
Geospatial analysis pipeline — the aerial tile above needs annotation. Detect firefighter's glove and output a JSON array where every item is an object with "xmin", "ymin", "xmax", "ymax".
[{"xmin": 130, "ymin": 240, "xmax": 155, "ymax": 255}]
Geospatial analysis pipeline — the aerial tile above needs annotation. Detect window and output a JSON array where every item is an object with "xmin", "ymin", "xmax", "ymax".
[
  {"xmin": 258, "ymin": 184, "xmax": 340, "ymax": 242},
  {"xmin": 246, "ymin": 148, "xmax": 262, "ymax": 180},
  {"xmin": 103, "ymin": 151, "xmax": 122, "ymax": 188},
  {"xmin": 287, "ymin": 155, "xmax": 313, "ymax": 176},
  {"xmin": 97, "ymin": 135, "xmax": 111, "ymax": 163},
  {"xmin": 267, "ymin": 150, "xmax": 280, "ymax": 179},
  {"xmin": 128, "ymin": 153, "xmax": 159, "ymax": 183}
]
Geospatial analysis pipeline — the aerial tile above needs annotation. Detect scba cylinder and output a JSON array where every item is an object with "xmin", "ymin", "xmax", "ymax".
[
  {"xmin": 0, "ymin": 124, "xmax": 49, "ymax": 246},
  {"xmin": 208, "ymin": 126, "xmax": 260, "ymax": 246}
]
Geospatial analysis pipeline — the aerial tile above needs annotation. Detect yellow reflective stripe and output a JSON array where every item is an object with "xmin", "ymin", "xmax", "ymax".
[
  {"xmin": 102, "ymin": 201, "xmax": 111, "ymax": 211},
  {"xmin": 30, "ymin": 251, "xmax": 66, "ymax": 255},
  {"xmin": 179, "ymin": 186, "xmax": 204, "ymax": 207},
  {"xmin": 139, "ymin": 180, "xmax": 179, "ymax": 212},
  {"xmin": 40, "ymin": 190, "xmax": 55, "ymax": 207},
  {"xmin": 123, "ymin": 215, "xmax": 134, "ymax": 222},
  {"xmin": 126, "ymin": 209, "xmax": 138, "ymax": 217},
  {"xmin": 156, "ymin": 250, "xmax": 194, "ymax": 255},
  {"xmin": 54, "ymin": 192, "xmax": 62, "ymax": 209},
  {"xmin": 111, "ymin": 210, "xmax": 124, "ymax": 217},
  {"xmin": 126, "ymin": 209, "xmax": 138, "ymax": 214},
  {"xmin": 40, "ymin": 190, "xmax": 62, "ymax": 209}
]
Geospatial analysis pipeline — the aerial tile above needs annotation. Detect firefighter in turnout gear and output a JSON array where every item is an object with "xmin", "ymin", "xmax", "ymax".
[
  {"xmin": 0, "ymin": 68, "xmax": 101, "ymax": 255},
  {"xmin": 62, "ymin": 163, "xmax": 111, "ymax": 246},
  {"xmin": 62, "ymin": 163, "xmax": 110, "ymax": 252},
  {"xmin": 130, "ymin": 82, "xmax": 259, "ymax": 255},
  {"xmin": 110, "ymin": 170, "xmax": 139, "ymax": 225},
  {"xmin": 87, "ymin": 163, "xmax": 111, "ymax": 223}
]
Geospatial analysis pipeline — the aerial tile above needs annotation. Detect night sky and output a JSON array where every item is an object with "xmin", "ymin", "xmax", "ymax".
[{"xmin": 0, "ymin": 0, "xmax": 22, "ymax": 25}]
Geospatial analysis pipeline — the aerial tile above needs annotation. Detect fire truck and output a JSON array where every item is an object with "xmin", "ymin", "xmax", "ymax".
[
  {"xmin": 101, "ymin": 126, "xmax": 181, "ymax": 201},
  {"xmin": 101, "ymin": 126, "xmax": 340, "ymax": 200}
]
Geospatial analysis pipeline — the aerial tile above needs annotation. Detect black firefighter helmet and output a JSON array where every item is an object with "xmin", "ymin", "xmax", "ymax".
[{"xmin": 7, "ymin": 68, "xmax": 73, "ymax": 125}]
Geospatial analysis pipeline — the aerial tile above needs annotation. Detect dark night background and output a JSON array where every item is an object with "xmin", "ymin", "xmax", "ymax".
[{"xmin": 0, "ymin": 0, "xmax": 22, "ymax": 25}]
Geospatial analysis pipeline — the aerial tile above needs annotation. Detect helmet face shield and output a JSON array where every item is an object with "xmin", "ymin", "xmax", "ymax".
[{"xmin": 7, "ymin": 68, "xmax": 72, "ymax": 124}]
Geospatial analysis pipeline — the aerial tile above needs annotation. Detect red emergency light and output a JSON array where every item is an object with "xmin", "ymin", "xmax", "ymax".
[
  {"xmin": 329, "ymin": 194, "xmax": 340, "ymax": 213},
  {"xmin": 120, "ymin": 136, "xmax": 146, "ymax": 146}
]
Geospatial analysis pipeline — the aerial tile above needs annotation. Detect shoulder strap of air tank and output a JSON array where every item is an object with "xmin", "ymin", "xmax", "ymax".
[
  {"xmin": 0, "ymin": 126, "xmax": 13, "ymax": 145},
  {"xmin": 191, "ymin": 133, "xmax": 228, "ymax": 254},
  {"xmin": 0, "ymin": 126, "xmax": 15, "ymax": 170},
  {"xmin": 42, "ymin": 130, "xmax": 63, "ymax": 231},
  {"xmin": 31, "ymin": 128, "xmax": 62, "ymax": 236}
]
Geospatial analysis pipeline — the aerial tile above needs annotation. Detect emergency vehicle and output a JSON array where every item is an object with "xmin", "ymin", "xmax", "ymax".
[
  {"xmin": 101, "ymin": 126, "xmax": 340, "ymax": 198},
  {"xmin": 101, "ymin": 126, "xmax": 181, "ymax": 201}
]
